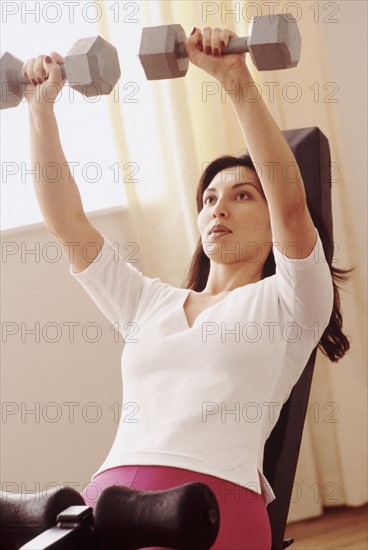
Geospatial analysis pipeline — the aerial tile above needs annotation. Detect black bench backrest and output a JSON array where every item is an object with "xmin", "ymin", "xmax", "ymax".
[{"xmin": 263, "ymin": 127, "xmax": 333, "ymax": 550}]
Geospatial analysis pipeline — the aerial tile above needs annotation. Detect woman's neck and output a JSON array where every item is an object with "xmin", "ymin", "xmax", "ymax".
[{"xmin": 202, "ymin": 261, "xmax": 264, "ymax": 295}]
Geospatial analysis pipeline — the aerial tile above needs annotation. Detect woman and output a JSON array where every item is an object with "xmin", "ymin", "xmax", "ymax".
[{"xmin": 24, "ymin": 26, "xmax": 349, "ymax": 550}]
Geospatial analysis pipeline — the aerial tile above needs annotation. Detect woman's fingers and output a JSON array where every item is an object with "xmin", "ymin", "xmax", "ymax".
[
  {"xmin": 21, "ymin": 51, "xmax": 65, "ymax": 88},
  {"xmin": 199, "ymin": 27, "xmax": 237, "ymax": 55},
  {"xmin": 219, "ymin": 29, "xmax": 236, "ymax": 49},
  {"xmin": 185, "ymin": 27, "xmax": 203, "ymax": 62},
  {"xmin": 23, "ymin": 58, "xmax": 38, "ymax": 86},
  {"xmin": 48, "ymin": 51, "xmax": 65, "ymax": 65},
  {"xmin": 210, "ymin": 28, "xmax": 222, "ymax": 56},
  {"xmin": 22, "ymin": 56, "xmax": 48, "ymax": 85},
  {"xmin": 190, "ymin": 27, "xmax": 203, "ymax": 50},
  {"xmin": 201, "ymin": 27, "xmax": 212, "ymax": 55},
  {"xmin": 21, "ymin": 51, "xmax": 67, "ymax": 106},
  {"xmin": 43, "ymin": 53, "xmax": 65, "ymax": 85},
  {"xmin": 33, "ymin": 54, "xmax": 48, "ymax": 83},
  {"xmin": 186, "ymin": 26, "xmax": 245, "ymax": 81}
]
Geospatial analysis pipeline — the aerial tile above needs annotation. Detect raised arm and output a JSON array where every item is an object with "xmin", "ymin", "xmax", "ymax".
[
  {"xmin": 24, "ymin": 52, "xmax": 103, "ymax": 273},
  {"xmin": 186, "ymin": 27, "xmax": 316, "ymax": 259}
]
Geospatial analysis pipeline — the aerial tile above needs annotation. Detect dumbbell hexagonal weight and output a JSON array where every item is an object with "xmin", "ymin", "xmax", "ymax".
[
  {"xmin": 139, "ymin": 14, "xmax": 301, "ymax": 80},
  {"xmin": 0, "ymin": 35, "xmax": 121, "ymax": 110}
]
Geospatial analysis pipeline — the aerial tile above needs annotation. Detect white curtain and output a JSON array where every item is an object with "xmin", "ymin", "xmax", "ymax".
[{"xmin": 97, "ymin": 0, "xmax": 367, "ymax": 522}]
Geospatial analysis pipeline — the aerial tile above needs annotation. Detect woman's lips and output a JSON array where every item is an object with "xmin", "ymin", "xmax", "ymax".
[
  {"xmin": 208, "ymin": 224, "xmax": 232, "ymax": 238},
  {"xmin": 210, "ymin": 230, "xmax": 231, "ymax": 238}
]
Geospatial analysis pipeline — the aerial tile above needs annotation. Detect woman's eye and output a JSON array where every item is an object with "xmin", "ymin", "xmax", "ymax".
[
  {"xmin": 236, "ymin": 192, "xmax": 250, "ymax": 200},
  {"xmin": 204, "ymin": 196, "xmax": 216, "ymax": 205},
  {"xmin": 203, "ymin": 192, "xmax": 251, "ymax": 205}
]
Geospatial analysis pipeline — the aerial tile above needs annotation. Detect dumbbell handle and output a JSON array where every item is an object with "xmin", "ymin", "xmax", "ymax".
[
  {"xmin": 11, "ymin": 62, "xmax": 67, "ymax": 85},
  {"xmin": 178, "ymin": 36, "xmax": 250, "ymax": 58}
]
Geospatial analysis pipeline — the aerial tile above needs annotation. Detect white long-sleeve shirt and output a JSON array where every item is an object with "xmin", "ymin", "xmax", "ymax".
[{"xmin": 70, "ymin": 228, "xmax": 333, "ymax": 505}]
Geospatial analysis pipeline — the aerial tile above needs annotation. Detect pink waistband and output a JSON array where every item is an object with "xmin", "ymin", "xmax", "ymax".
[{"xmin": 83, "ymin": 464, "xmax": 265, "ymax": 506}]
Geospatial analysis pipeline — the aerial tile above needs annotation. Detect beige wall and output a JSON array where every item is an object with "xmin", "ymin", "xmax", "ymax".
[{"xmin": 1, "ymin": 209, "xmax": 142, "ymax": 495}]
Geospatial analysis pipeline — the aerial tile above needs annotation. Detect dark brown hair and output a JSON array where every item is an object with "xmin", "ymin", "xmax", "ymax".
[{"xmin": 183, "ymin": 155, "xmax": 351, "ymax": 362}]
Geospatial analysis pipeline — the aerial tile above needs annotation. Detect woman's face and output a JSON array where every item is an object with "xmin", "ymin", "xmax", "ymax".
[{"xmin": 197, "ymin": 166, "xmax": 272, "ymax": 265}]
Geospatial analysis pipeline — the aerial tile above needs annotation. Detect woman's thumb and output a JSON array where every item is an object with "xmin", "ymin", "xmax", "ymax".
[{"xmin": 43, "ymin": 53, "xmax": 65, "ymax": 83}]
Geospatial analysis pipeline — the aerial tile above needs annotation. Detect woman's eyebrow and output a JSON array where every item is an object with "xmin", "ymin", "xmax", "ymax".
[{"xmin": 204, "ymin": 182, "xmax": 261, "ymax": 193}]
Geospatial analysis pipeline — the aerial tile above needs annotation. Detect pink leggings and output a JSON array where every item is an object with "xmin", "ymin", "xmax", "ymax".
[{"xmin": 81, "ymin": 465, "xmax": 272, "ymax": 550}]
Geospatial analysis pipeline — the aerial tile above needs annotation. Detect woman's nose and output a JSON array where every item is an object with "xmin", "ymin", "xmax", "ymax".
[{"xmin": 212, "ymin": 199, "xmax": 229, "ymax": 218}]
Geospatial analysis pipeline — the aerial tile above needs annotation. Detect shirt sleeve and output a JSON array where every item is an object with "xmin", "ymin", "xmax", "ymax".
[
  {"xmin": 273, "ymin": 227, "xmax": 334, "ymax": 329},
  {"xmin": 69, "ymin": 234, "xmax": 149, "ymax": 335}
]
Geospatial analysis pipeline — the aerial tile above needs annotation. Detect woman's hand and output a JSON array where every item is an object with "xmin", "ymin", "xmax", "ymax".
[
  {"xmin": 22, "ymin": 52, "xmax": 66, "ymax": 111},
  {"xmin": 185, "ymin": 27, "xmax": 249, "ymax": 82}
]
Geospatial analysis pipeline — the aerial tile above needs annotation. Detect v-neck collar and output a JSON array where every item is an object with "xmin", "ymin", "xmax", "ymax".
[{"xmin": 180, "ymin": 288, "xmax": 235, "ymax": 329}]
